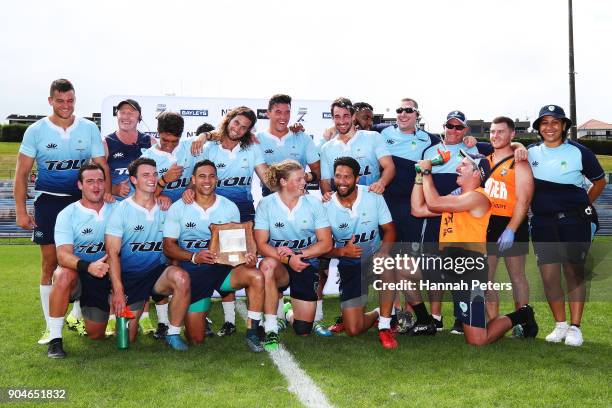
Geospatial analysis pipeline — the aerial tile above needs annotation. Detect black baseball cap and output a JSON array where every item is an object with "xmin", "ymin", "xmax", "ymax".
[
  {"xmin": 459, "ymin": 149, "xmax": 491, "ymax": 187},
  {"xmin": 117, "ymin": 99, "xmax": 142, "ymax": 115}
]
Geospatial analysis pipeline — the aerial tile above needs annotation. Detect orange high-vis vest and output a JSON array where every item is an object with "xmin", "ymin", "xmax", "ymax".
[
  {"xmin": 484, "ymin": 155, "xmax": 517, "ymax": 217},
  {"xmin": 439, "ymin": 187, "xmax": 492, "ymax": 253}
]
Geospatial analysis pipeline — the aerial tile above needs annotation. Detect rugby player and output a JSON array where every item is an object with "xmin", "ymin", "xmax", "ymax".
[
  {"xmin": 412, "ymin": 151, "xmax": 538, "ymax": 345},
  {"xmin": 528, "ymin": 105, "xmax": 605, "ymax": 346},
  {"xmin": 484, "ymin": 116, "xmax": 535, "ymax": 336},
  {"xmin": 324, "ymin": 157, "xmax": 398, "ymax": 348},
  {"xmin": 47, "ymin": 163, "xmax": 115, "ymax": 358},
  {"xmin": 163, "ymin": 160, "xmax": 267, "ymax": 352},
  {"xmin": 13, "ymin": 79, "xmax": 111, "ymax": 345},
  {"xmin": 105, "ymin": 157, "xmax": 191, "ymax": 350},
  {"xmin": 256, "ymin": 160, "xmax": 333, "ymax": 350},
  {"xmin": 187, "ymin": 106, "xmax": 270, "ymax": 337}
]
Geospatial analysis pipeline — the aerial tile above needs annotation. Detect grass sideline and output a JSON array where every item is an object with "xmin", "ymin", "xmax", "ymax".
[{"xmin": 1, "ymin": 245, "xmax": 611, "ymax": 407}]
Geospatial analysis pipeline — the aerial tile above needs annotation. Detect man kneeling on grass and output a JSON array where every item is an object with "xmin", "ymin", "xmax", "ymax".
[{"xmin": 163, "ymin": 159, "xmax": 268, "ymax": 352}]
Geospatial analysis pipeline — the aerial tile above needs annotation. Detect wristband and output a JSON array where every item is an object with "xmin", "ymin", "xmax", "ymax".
[
  {"xmin": 191, "ymin": 252, "xmax": 198, "ymax": 265},
  {"xmin": 422, "ymin": 169, "xmax": 432, "ymax": 176},
  {"xmin": 161, "ymin": 175, "xmax": 167, "ymax": 184},
  {"xmin": 77, "ymin": 260, "xmax": 91, "ymax": 274}
]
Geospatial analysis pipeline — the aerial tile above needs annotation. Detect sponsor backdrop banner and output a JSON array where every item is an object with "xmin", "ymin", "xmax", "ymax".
[{"xmin": 102, "ymin": 95, "xmax": 341, "ymax": 296}]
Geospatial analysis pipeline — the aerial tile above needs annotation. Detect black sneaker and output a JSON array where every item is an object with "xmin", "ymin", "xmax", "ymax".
[
  {"xmin": 390, "ymin": 313, "xmax": 399, "ymax": 330},
  {"xmin": 217, "ymin": 321, "xmax": 236, "ymax": 337},
  {"xmin": 450, "ymin": 319, "xmax": 464, "ymax": 335},
  {"xmin": 256, "ymin": 324, "xmax": 266, "ymax": 341},
  {"xmin": 47, "ymin": 338, "xmax": 67, "ymax": 359},
  {"xmin": 396, "ymin": 311, "xmax": 414, "ymax": 334},
  {"xmin": 521, "ymin": 304, "xmax": 539, "ymax": 338},
  {"xmin": 433, "ymin": 316, "xmax": 444, "ymax": 331},
  {"xmin": 153, "ymin": 323, "xmax": 169, "ymax": 340},
  {"xmin": 408, "ymin": 320, "xmax": 437, "ymax": 336},
  {"xmin": 205, "ymin": 317, "xmax": 215, "ymax": 337}
]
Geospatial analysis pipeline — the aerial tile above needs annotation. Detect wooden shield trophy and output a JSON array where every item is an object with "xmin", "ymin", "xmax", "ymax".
[{"xmin": 208, "ymin": 221, "xmax": 256, "ymax": 267}]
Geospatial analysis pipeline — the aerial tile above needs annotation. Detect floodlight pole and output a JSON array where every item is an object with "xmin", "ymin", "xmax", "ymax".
[{"xmin": 568, "ymin": 0, "xmax": 577, "ymax": 140}]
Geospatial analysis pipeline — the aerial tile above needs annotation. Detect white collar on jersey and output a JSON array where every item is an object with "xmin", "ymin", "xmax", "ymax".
[
  {"xmin": 218, "ymin": 141, "xmax": 242, "ymax": 159},
  {"xmin": 151, "ymin": 144, "xmax": 179, "ymax": 162},
  {"xmin": 75, "ymin": 201, "xmax": 109, "ymax": 221},
  {"xmin": 125, "ymin": 197, "xmax": 159, "ymax": 221},
  {"xmin": 273, "ymin": 192, "xmax": 304, "ymax": 221},
  {"xmin": 331, "ymin": 185, "xmax": 364, "ymax": 218},
  {"xmin": 261, "ymin": 130, "xmax": 297, "ymax": 147},
  {"xmin": 190, "ymin": 195, "xmax": 222, "ymax": 220},
  {"xmin": 44, "ymin": 117, "xmax": 83, "ymax": 140}
]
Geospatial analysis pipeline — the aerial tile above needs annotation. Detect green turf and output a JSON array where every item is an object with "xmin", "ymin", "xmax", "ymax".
[
  {"xmin": 597, "ymin": 155, "xmax": 612, "ymax": 173},
  {"xmin": 1, "ymin": 245, "xmax": 610, "ymax": 407}
]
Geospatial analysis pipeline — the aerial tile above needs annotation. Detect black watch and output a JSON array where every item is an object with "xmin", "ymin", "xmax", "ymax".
[{"xmin": 422, "ymin": 169, "xmax": 432, "ymax": 176}]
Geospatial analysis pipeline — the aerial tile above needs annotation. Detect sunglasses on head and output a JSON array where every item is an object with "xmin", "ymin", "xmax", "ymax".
[
  {"xmin": 444, "ymin": 123, "xmax": 466, "ymax": 131},
  {"xmin": 396, "ymin": 107, "xmax": 418, "ymax": 114}
]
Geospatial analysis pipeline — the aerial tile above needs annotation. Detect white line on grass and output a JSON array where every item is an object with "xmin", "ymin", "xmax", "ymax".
[{"xmin": 236, "ymin": 300, "xmax": 334, "ymax": 408}]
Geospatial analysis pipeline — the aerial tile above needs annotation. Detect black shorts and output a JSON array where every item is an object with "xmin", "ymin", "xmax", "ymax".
[
  {"xmin": 531, "ymin": 214, "xmax": 593, "ymax": 265},
  {"xmin": 68, "ymin": 272, "xmax": 111, "ymax": 323},
  {"xmin": 279, "ymin": 263, "xmax": 319, "ymax": 302},
  {"xmin": 337, "ymin": 263, "xmax": 368, "ymax": 309},
  {"xmin": 486, "ymin": 215, "xmax": 529, "ymax": 257},
  {"xmin": 122, "ymin": 264, "xmax": 167, "ymax": 305},
  {"xmin": 181, "ymin": 261, "xmax": 232, "ymax": 304},
  {"xmin": 33, "ymin": 193, "xmax": 80, "ymax": 245},
  {"xmin": 235, "ymin": 201, "xmax": 255, "ymax": 223}
]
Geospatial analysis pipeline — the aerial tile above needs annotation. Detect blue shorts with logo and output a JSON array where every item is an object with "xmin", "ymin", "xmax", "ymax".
[{"xmin": 34, "ymin": 193, "xmax": 80, "ymax": 245}]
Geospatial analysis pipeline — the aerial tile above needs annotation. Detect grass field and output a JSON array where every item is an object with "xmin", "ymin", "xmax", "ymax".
[{"xmin": 1, "ymin": 245, "xmax": 611, "ymax": 407}]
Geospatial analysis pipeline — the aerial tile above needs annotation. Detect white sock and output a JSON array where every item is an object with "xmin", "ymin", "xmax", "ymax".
[
  {"xmin": 378, "ymin": 316, "xmax": 392, "ymax": 330},
  {"xmin": 222, "ymin": 301, "xmax": 236, "ymax": 324},
  {"xmin": 556, "ymin": 321, "xmax": 569, "ymax": 328},
  {"xmin": 40, "ymin": 285, "xmax": 51, "ymax": 329},
  {"xmin": 315, "ymin": 300, "xmax": 324, "ymax": 322},
  {"xmin": 140, "ymin": 311, "xmax": 150, "ymax": 321},
  {"xmin": 156, "ymin": 304, "xmax": 169, "ymax": 325},
  {"xmin": 286, "ymin": 309, "xmax": 294, "ymax": 325},
  {"xmin": 391, "ymin": 307, "xmax": 397, "ymax": 316},
  {"xmin": 247, "ymin": 310, "xmax": 263, "ymax": 322},
  {"xmin": 432, "ymin": 314, "xmax": 442, "ymax": 322},
  {"xmin": 264, "ymin": 314, "xmax": 279, "ymax": 333},
  {"xmin": 70, "ymin": 300, "xmax": 82, "ymax": 319},
  {"xmin": 49, "ymin": 316, "xmax": 64, "ymax": 340},
  {"xmin": 167, "ymin": 324, "xmax": 181, "ymax": 336},
  {"xmin": 277, "ymin": 299, "xmax": 285, "ymax": 319}
]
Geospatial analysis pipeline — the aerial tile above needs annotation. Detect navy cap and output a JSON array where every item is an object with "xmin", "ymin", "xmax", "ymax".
[
  {"xmin": 459, "ymin": 149, "xmax": 491, "ymax": 187},
  {"xmin": 532, "ymin": 104, "xmax": 572, "ymax": 132},
  {"xmin": 446, "ymin": 110, "xmax": 467, "ymax": 126},
  {"xmin": 117, "ymin": 99, "xmax": 142, "ymax": 115}
]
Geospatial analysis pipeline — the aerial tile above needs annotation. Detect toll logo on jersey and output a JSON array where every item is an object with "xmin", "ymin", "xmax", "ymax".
[
  {"xmin": 115, "ymin": 167, "xmax": 129, "ymax": 175},
  {"xmin": 275, "ymin": 222, "xmax": 285, "ymax": 228},
  {"xmin": 77, "ymin": 242, "xmax": 105, "ymax": 254},
  {"xmin": 484, "ymin": 178, "xmax": 508, "ymax": 200},
  {"xmin": 46, "ymin": 143, "xmax": 58, "ymax": 149},
  {"xmin": 166, "ymin": 178, "xmax": 190, "ymax": 190},
  {"xmin": 182, "ymin": 239, "xmax": 210, "ymax": 249},
  {"xmin": 359, "ymin": 166, "xmax": 372, "ymax": 177},
  {"xmin": 218, "ymin": 176, "xmax": 252, "ymax": 187},
  {"xmin": 134, "ymin": 225, "xmax": 144, "ymax": 232},
  {"xmin": 271, "ymin": 236, "xmax": 314, "ymax": 249},
  {"xmin": 129, "ymin": 241, "xmax": 163, "ymax": 252},
  {"xmin": 45, "ymin": 159, "xmax": 87, "ymax": 171},
  {"xmin": 338, "ymin": 230, "xmax": 376, "ymax": 245},
  {"xmin": 81, "ymin": 227, "xmax": 93, "ymax": 235},
  {"xmin": 185, "ymin": 222, "xmax": 196, "ymax": 229}
]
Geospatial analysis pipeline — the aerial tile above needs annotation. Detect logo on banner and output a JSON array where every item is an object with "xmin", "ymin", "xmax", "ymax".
[
  {"xmin": 156, "ymin": 104, "xmax": 167, "ymax": 115},
  {"xmin": 257, "ymin": 109, "xmax": 269, "ymax": 120},
  {"xmin": 221, "ymin": 108, "xmax": 232, "ymax": 116},
  {"xmin": 180, "ymin": 109, "xmax": 208, "ymax": 117},
  {"xmin": 322, "ymin": 112, "xmax": 332, "ymax": 119}
]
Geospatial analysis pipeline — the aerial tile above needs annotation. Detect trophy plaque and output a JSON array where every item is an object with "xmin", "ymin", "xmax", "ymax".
[{"xmin": 208, "ymin": 221, "xmax": 256, "ymax": 267}]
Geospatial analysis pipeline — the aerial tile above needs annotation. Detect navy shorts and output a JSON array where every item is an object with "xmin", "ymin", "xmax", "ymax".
[
  {"xmin": 68, "ymin": 272, "xmax": 111, "ymax": 323},
  {"xmin": 280, "ymin": 263, "xmax": 319, "ymax": 302},
  {"xmin": 385, "ymin": 198, "xmax": 423, "ymax": 244},
  {"xmin": 33, "ymin": 193, "xmax": 80, "ymax": 245},
  {"xmin": 181, "ymin": 261, "xmax": 232, "ymax": 304},
  {"xmin": 337, "ymin": 263, "xmax": 368, "ymax": 308},
  {"xmin": 531, "ymin": 214, "xmax": 592, "ymax": 265},
  {"xmin": 235, "ymin": 201, "xmax": 255, "ymax": 223},
  {"xmin": 452, "ymin": 287, "xmax": 486, "ymax": 329},
  {"xmin": 487, "ymin": 216, "xmax": 529, "ymax": 257},
  {"xmin": 122, "ymin": 264, "xmax": 166, "ymax": 305}
]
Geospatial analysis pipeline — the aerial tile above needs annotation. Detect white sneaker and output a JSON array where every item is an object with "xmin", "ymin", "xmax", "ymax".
[
  {"xmin": 564, "ymin": 325, "xmax": 584, "ymax": 347},
  {"xmin": 545, "ymin": 321, "xmax": 569, "ymax": 343}
]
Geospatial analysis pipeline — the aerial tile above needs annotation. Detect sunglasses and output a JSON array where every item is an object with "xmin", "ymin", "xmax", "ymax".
[
  {"xmin": 396, "ymin": 107, "xmax": 418, "ymax": 114},
  {"xmin": 444, "ymin": 123, "xmax": 466, "ymax": 131}
]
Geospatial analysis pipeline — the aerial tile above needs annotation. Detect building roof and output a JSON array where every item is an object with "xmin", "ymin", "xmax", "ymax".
[{"xmin": 578, "ymin": 119, "xmax": 612, "ymax": 130}]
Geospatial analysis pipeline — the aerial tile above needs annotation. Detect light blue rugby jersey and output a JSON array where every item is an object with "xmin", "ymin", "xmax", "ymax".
[
  {"xmin": 139, "ymin": 140, "xmax": 195, "ymax": 202},
  {"xmin": 19, "ymin": 117, "xmax": 105, "ymax": 195},
  {"xmin": 55, "ymin": 201, "xmax": 117, "ymax": 263},
  {"xmin": 255, "ymin": 193, "xmax": 330, "ymax": 250},
  {"xmin": 105, "ymin": 197, "xmax": 166, "ymax": 275},
  {"xmin": 256, "ymin": 131, "xmax": 319, "ymax": 166},
  {"xmin": 380, "ymin": 127, "xmax": 434, "ymax": 162},
  {"xmin": 190, "ymin": 140, "xmax": 265, "ymax": 204},
  {"xmin": 319, "ymin": 130, "xmax": 390, "ymax": 186},
  {"xmin": 163, "ymin": 195, "xmax": 240, "ymax": 253},
  {"xmin": 324, "ymin": 185, "xmax": 392, "ymax": 266}
]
